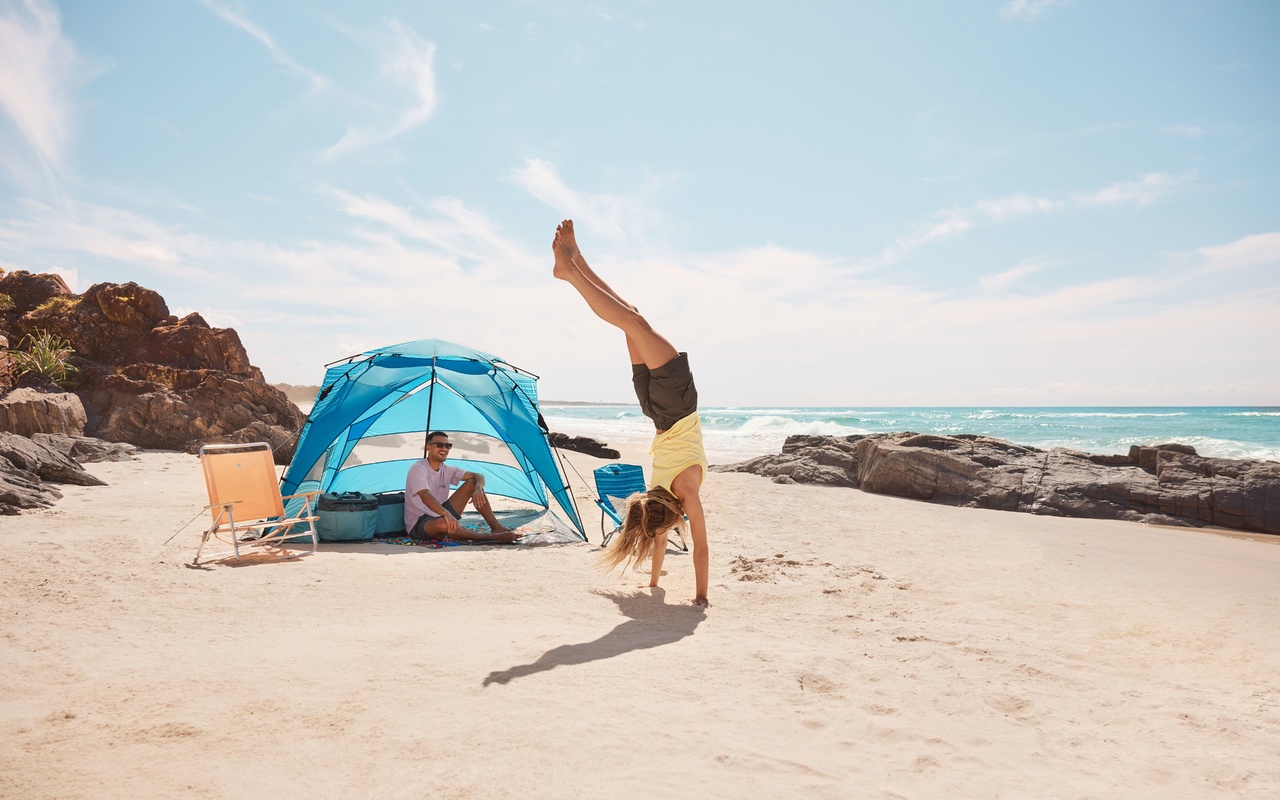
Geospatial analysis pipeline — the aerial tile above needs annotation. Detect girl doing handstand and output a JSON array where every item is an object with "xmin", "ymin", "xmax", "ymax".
[{"xmin": 552, "ymin": 220, "xmax": 710, "ymax": 607}]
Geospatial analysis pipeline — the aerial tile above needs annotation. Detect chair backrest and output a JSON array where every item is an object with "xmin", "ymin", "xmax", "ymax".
[
  {"xmin": 201, "ymin": 442, "xmax": 284, "ymax": 523},
  {"xmin": 594, "ymin": 463, "xmax": 646, "ymax": 515}
]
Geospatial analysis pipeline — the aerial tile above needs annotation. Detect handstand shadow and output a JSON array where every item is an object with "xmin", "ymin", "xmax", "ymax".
[{"xmin": 482, "ymin": 587, "xmax": 705, "ymax": 686}]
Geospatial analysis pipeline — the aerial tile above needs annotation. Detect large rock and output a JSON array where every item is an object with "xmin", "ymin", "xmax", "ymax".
[
  {"xmin": 0, "ymin": 431, "xmax": 107, "ymax": 487},
  {"xmin": 0, "ymin": 387, "xmax": 87, "ymax": 437},
  {"xmin": 0, "ymin": 456, "xmax": 62, "ymax": 513},
  {"xmin": 2, "ymin": 278, "xmax": 302, "ymax": 464},
  {"xmin": 0, "ymin": 270, "xmax": 72, "ymax": 318},
  {"xmin": 715, "ymin": 433, "xmax": 1280, "ymax": 536},
  {"xmin": 31, "ymin": 433, "xmax": 138, "ymax": 463},
  {"xmin": 548, "ymin": 432, "xmax": 620, "ymax": 460}
]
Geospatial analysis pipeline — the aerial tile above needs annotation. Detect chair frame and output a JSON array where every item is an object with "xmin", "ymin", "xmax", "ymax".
[
  {"xmin": 194, "ymin": 442, "xmax": 321, "ymax": 565},
  {"xmin": 594, "ymin": 463, "xmax": 687, "ymax": 552}
]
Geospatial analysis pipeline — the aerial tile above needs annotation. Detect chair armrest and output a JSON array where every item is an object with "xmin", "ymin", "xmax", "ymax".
[
  {"xmin": 281, "ymin": 491, "xmax": 322, "ymax": 501},
  {"xmin": 203, "ymin": 500, "xmax": 243, "ymax": 510}
]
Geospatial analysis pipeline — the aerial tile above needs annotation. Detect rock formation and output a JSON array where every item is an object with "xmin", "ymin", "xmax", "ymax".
[
  {"xmin": 1, "ymin": 270, "xmax": 302, "ymax": 463},
  {"xmin": 548, "ymin": 432, "xmax": 620, "ymax": 460},
  {"xmin": 714, "ymin": 433, "xmax": 1280, "ymax": 536}
]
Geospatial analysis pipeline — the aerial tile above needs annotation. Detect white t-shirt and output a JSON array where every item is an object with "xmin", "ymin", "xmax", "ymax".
[{"xmin": 404, "ymin": 459, "xmax": 466, "ymax": 529}]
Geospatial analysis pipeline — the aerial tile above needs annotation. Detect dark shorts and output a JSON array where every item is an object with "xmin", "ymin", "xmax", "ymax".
[
  {"xmin": 632, "ymin": 352, "xmax": 698, "ymax": 431},
  {"xmin": 410, "ymin": 500, "xmax": 461, "ymax": 537}
]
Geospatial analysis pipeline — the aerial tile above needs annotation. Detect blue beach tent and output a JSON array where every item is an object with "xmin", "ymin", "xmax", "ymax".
[{"xmin": 279, "ymin": 339, "xmax": 586, "ymax": 539}]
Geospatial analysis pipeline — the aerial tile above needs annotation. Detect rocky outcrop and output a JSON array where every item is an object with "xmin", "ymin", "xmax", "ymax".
[
  {"xmin": 0, "ymin": 387, "xmax": 87, "ymax": 437},
  {"xmin": 31, "ymin": 433, "xmax": 138, "ymax": 463},
  {"xmin": 714, "ymin": 433, "xmax": 1280, "ymax": 535},
  {"xmin": 548, "ymin": 432, "xmax": 620, "ymax": 460},
  {"xmin": 0, "ymin": 271, "xmax": 302, "ymax": 463},
  {"xmin": 0, "ymin": 431, "xmax": 139, "ymax": 514}
]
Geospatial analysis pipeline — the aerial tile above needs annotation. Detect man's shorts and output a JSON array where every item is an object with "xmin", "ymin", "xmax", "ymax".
[
  {"xmin": 409, "ymin": 500, "xmax": 461, "ymax": 537},
  {"xmin": 632, "ymin": 352, "xmax": 698, "ymax": 431}
]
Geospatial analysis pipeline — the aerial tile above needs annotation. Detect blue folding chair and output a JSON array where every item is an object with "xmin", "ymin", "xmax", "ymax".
[{"xmin": 593, "ymin": 463, "xmax": 687, "ymax": 551}]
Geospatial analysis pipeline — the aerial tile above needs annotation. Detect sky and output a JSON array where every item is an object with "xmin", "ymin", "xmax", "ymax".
[{"xmin": 0, "ymin": 0, "xmax": 1277, "ymax": 406}]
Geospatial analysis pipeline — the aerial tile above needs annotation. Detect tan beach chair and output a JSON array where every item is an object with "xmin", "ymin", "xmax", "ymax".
[{"xmin": 194, "ymin": 442, "xmax": 320, "ymax": 565}]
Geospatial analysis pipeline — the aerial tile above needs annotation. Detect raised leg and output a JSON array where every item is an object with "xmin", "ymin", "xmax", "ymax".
[
  {"xmin": 447, "ymin": 478, "xmax": 512, "ymax": 533},
  {"xmin": 553, "ymin": 220, "xmax": 678, "ymax": 370}
]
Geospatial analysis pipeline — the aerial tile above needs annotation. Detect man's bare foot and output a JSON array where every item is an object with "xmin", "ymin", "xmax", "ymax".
[
  {"xmin": 691, "ymin": 596, "xmax": 710, "ymax": 608},
  {"xmin": 552, "ymin": 222, "xmax": 577, "ymax": 281},
  {"xmin": 492, "ymin": 531, "xmax": 523, "ymax": 543}
]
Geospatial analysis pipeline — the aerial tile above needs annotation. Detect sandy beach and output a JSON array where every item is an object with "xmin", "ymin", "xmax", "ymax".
[{"xmin": 2, "ymin": 444, "xmax": 1278, "ymax": 799}]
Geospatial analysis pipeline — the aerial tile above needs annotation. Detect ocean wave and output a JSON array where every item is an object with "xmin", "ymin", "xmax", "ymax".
[
  {"xmin": 735, "ymin": 415, "xmax": 869, "ymax": 438},
  {"xmin": 1226, "ymin": 411, "xmax": 1280, "ymax": 417},
  {"xmin": 1055, "ymin": 412, "xmax": 1190, "ymax": 418}
]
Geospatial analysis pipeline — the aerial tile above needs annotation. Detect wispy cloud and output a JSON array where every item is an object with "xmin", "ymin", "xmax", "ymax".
[
  {"xmin": 979, "ymin": 256, "xmax": 1064, "ymax": 293},
  {"xmin": 0, "ymin": 0, "xmax": 94, "ymax": 187},
  {"xmin": 999, "ymin": 0, "xmax": 1070, "ymax": 22},
  {"xmin": 1196, "ymin": 231, "xmax": 1280, "ymax": 273},
  {"xmin": 509, "ymin": 158, "xmax": 671, "ymax": 248},
  {"xmin": 323, "ymin": 20, "xmax": 438, "ymax": 159},
  {"xmin": 199, "ymin": 0, "xmax": 327, "ymax": 91},
  {"xmin": 873, "ymin": 172, "xmax": 1192, "ymax": 266},
  {"xmin": 1071, "ymin": 171, "xmax": 1191, "ymax": 209}
]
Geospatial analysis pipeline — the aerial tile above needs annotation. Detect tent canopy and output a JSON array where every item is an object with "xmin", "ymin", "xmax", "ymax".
[{"xmin": 280, "ymin": 339, "xmax": 585, "ymax": 538}]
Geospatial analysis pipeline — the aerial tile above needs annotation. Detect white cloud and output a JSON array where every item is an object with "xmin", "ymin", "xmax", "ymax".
[
  {"xmin": 1162, "ymin": 124, "xmax": 1205, "ymax": 138},
  {"xmin": 1196, "ymin": 231, "xmax": 1280, "ymax": 273},
  {"xmin": 199, "ymin": 0, "xmax": 327, "ymax": 92},
  {"xmin": 978, "ymin": 256, "xmax": 1063, "ymax": 293},
  {"xmin": 871, "ymin": 172, "xmax": 1193, "ymax": 267},
  {"xmin": 323, "ymin": 21, "xmax": 438, "ymax": 160},
  {"xmin": 509, "ymin": 158, "xmax": 670, "ymax": 248},
  {"xmin": 1000, "ymin": 0, "xmax": 1070, "ymax": 22},
  {"xmin": 1071, "ymin": 171, "xmax": 1190, "ymax": 209},
  {"xmin": 0, "ymin": 0, "xmax": 92, "ymax": 186},
  {"xmin": 0, "ymin": 197, "xmax": 215, "ymax": 274}
]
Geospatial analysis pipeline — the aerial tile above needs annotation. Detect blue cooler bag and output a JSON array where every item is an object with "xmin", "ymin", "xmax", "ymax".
[
  {"xmin": 375, "ymin": 491, "xmax": 406, "ymax": 536},
  {"xmin": 316, "ymin": 492, "xmax": 378, "ymax": 541}
]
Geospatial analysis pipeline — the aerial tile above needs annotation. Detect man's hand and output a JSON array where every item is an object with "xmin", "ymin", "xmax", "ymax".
[{"xmin": 443, "ymin": 514, "xmax": 460, "ymax": 535}]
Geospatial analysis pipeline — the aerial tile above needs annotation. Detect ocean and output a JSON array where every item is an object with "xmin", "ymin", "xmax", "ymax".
[{"xmin": 539, "ymin": 405, "xmax": 1280, "ymax": 465}]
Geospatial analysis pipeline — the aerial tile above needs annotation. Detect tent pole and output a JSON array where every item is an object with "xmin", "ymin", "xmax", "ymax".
[{"xmin": 424, "ymin": 357, "xmax": 437, "ymax": 455}]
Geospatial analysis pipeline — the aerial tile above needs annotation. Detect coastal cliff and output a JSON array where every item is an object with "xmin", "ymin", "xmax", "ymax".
[{"xmin": 714, "ymin": 433, "xmax": 1280, "ymax": 535}]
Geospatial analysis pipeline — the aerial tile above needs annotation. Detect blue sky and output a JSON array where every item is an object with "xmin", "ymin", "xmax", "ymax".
[{"xmin": 1, "ymin": 0, "xmax": 1277, "ymax": 405}]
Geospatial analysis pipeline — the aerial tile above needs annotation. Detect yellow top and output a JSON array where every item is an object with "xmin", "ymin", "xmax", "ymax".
[{"xmin": 649, "ymin": 412, "xmax": 708, "ymax": 494}]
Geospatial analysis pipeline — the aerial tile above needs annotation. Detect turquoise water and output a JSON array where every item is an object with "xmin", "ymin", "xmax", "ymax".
[{"xmin": 540, "ymin": 406, "xmax": 1280, "ymax": 464}]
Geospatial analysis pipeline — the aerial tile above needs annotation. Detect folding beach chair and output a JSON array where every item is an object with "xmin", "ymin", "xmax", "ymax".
[
  {"xmin": 593, "ymin": 463, "xmax": 687, "ymax": 552},
  {"xmin": 194, "ymin": 442, "xmax": 321, "ymax": 565}
]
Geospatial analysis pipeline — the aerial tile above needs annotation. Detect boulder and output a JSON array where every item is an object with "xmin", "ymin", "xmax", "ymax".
[
  {"xmin": 548, "ymin": 432, "xmax": 620, "ymax": 460},
  {"xmin": 31, "ymin": 433, "xmax": 138, "ymax": 463},
  {"xmin": 0, "ymin": 387, "xmax": 87, "ymax": 437},
  {"xmin": 0, "ymin": 431, "xmax": 106, "ymax": 487},
  {"xmin": 0, "ymin": 455, "xmax": 63, "ymax": 513},
  {"xmin": 0, "ymin": 270, "xmax": 72, "ymax": 316},
  {"xmin": 715, "ymin": 433, "xmax": 1280, "ymax": 536}
]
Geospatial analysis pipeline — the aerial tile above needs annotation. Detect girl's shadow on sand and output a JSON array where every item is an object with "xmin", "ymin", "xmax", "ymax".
[{"xmin": 482, "ymin": 587, "xmax": 705, "ymax": 686}]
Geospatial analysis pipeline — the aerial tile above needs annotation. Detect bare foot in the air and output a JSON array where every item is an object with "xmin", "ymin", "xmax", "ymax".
[
  {"xmin": 558, "ymin": 219, "xmax": 581, "ymax": 259},
  {"xmin": 552, "ymin": 221, "xmax": 577, "ymax": 281}
]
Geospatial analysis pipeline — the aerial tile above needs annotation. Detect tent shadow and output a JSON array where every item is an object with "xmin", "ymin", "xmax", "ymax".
[{"xmin": 482, "ymin": 587, "xmax": 705, "ymax": 687}]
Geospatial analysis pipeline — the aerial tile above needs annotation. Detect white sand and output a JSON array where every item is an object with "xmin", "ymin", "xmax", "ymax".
[{"xmin": 2, "ymin": 446, "xmax": 1278, "ymax": 799}]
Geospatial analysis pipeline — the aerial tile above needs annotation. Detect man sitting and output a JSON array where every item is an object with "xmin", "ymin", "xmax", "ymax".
[{"xmin": 404, "ymin": 431, "xmax": 522, "ymax": 543}]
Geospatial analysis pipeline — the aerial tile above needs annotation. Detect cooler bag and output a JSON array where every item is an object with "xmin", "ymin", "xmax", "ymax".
[
  {"xmin": 375, "ymin": 491, "xmax": 406, "ymax": 535},
  {"xmin": 315, "ymin": 492, "xmax": 379, "ymax": 541}
]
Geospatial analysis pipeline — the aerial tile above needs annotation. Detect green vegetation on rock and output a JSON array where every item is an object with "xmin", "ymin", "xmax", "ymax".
[{"xmin": 9, "ymin": 330, "xmax": 79, "ymax": 386}]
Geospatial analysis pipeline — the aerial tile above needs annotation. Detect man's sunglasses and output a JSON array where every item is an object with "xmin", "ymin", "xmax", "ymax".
[{"xmin": 430, "ymin": 442, "xmax": 453, "ymax": 449}]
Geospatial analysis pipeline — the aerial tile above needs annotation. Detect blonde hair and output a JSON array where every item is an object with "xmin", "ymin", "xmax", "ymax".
[{"xmin": 597, "ymin": 487, "xmax": 684, "ymax": 573}]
